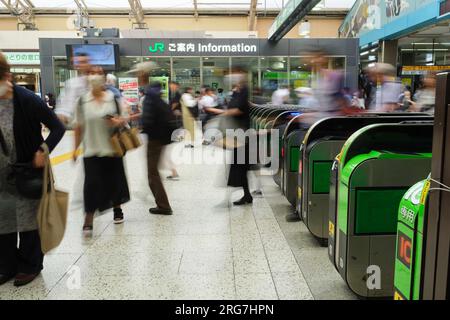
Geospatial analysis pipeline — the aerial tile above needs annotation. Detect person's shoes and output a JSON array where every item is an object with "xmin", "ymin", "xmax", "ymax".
[
  {"xmin": 185, "ymin": 144, "xmax": 194, "ymax": 148},
  {"xmin": 286, "ymin": 212, "xmax": 301, "ymax": 222},
  {"xmin": 167, "ymin": 175, "xmax": 180, "ymax": 181},
  {"xmin": 82, "ymin": 225, "xmax": 93, "ymax": 237},
  {"xmin": 202, "ymin": 140, "xmax": 211, "ymax": 146},
  {"xmin": 14, "ymin": 272, "xmax": 40, "ymax": 287},
  {"xmin": 149, "ymin": 207, "xmax": 173, "ymax": 215},
  {"xmin": 251, "ymin": 190, "xmax": 263, "ymax": 197},
  {"xmin": 233, "ymin": 196, "xmax": 253, "ymax": 206},
  {"xmin": 0, "ymin": 273, "xmax": 15, "ymax": 286},
  {"xmin": 113, "ymin": 208, "xmax": 124, "ymax": 224}
]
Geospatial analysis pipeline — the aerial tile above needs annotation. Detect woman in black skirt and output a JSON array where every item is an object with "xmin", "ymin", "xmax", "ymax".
[
  {"xmin": 222, "ymin": 70, "xmax": 253, "ymax": 206},
  {"xmin": 73, "ymin": 66, "xmax": 130, "ymax": 235}
]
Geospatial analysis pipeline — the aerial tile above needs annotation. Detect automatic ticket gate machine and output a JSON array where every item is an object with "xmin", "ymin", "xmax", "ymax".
[
  {"xmin": 327, "ymin": 122, "xmax": 433, "ymax": 298},
  {"xmin": 299, "ymin": 115, "xmax": 433, "ymax": 245},
  {"xmin": 281, "ymin": 114, "xmax": 309, "ymax": 206},
  {"xmin": 393, "ymin": 178, "xmax": 431, "ymax": 300},
  {"xmin": 270, "ymin": 111, "xmax": 303, "ymax": 187}
]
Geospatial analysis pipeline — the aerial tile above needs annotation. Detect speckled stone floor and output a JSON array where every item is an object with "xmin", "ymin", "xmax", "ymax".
[{"xmin": 0, "ymin": 133, "xmax": 355, "ymax": 300}]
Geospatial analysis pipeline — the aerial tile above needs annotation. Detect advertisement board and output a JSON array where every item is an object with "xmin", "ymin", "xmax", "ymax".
[{"xmin": 118, "ymin": 77, "xmax": 139, "ymax": 106}]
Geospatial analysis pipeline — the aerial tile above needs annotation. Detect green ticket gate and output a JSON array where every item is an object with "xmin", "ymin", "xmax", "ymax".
[
  {"xmin": 328, "ymin": 122, "xmax": 433, "ymax": 298},
  {"xmin": 298, "ymin": 115, "xmax": 433, "ymax": 244},
  {"xmin": 271, "ymin": 112, "xmax": 302, "ymax": 187},
  {"xmin": 281, "ymin": 115, "xmax": 308, "ymax": 206},
  {"xmin": 393, "ymin": 178, "xmax": 430, "ymax": 300}
]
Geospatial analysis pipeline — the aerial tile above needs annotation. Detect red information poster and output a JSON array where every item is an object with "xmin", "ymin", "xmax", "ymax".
[{"xmin": 118, "ymin": 77, "xmax": 139, "ymax": 106}]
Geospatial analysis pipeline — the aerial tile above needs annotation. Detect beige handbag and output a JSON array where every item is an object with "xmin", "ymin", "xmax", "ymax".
[
  {"xmin": 37, "ymin": 144, "xmax": 69, "ymax": 254},
  {"xmin": 110, "ymin": 127, "xmax": 142, "ymax": 157},
  {"xmin": 110, "ymin": 98, "xmax": 142, "ymax": 157}
]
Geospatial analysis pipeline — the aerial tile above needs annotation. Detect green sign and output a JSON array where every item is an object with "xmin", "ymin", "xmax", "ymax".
[
  {"xmin": 4, "ymin": 52, "xmax": 40, "ymax": 65},
  {"xmin": 148, "ymin": 43, "xmax": 165, "ymax": 53}
]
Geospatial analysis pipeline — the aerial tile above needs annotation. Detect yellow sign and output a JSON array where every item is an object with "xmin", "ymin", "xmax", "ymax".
[
  {"xmin": 402, "ymin": 65, "xmax": 450, "ymax": 75},
  {"xmin": 329, "ymin": 221, "xmax": 335, "ymax": 237},
  {"xmin": 394, "ymin": 290, "xmax": 405, "ymax": 300},
  {"xmin": 420, "ymin": 180, "xmax": 431, "ymax": 205}
]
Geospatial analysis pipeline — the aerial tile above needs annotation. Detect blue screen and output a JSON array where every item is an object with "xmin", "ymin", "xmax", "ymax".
[{"xmin": 71, "ymin": 44, "xmax": 116, "ymax": 66}]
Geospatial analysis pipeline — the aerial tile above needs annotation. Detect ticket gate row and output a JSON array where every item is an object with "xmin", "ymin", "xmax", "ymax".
[
  {"xmin": 250, "ymin": 104, "xmax": 310, "ymax": 187},
  {"xmin": 296, "ymin": 114, "xmax": 433, "ymax": 245},
  {"xmin": 328, "ymin": 122, "xmax": 433, "ymax": 298},
  {"xmin": 392, "ymin": 72, "xmax": 450, "ymax": 301}
]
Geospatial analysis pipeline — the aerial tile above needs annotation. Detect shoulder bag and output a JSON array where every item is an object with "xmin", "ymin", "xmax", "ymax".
[
  {"xmin": 37, "ymin": 143, "xmax": 68, "ymax": 254},
  {"xmin": 109, "ymin": 98, "xmax": 142, "ymax": 157}
]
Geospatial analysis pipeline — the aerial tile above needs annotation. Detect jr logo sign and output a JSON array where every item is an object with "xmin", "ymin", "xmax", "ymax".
[{"xmin": 148, "ymin": 43, "xmax": 165, "ymax": 53}]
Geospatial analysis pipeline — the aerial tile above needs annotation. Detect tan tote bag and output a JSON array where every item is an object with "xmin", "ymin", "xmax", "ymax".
[{"xmin": 37, "ymin": 144, "xmax": 69, "ymax": 254}]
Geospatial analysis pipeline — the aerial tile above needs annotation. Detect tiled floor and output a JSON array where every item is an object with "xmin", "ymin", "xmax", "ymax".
[{"xmin": 0, "ymin": 134, "xmax": 355, "ymax": 300}]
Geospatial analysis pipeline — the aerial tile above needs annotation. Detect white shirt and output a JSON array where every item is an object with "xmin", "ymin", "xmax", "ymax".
[
  {"xmin": 375, "ymin": 80, "xmax": 403, "ymax": 111},
  {"xmin": 271, "ymin": 88, "xmax": 290, "ymax": 105},
  {"xmin": 199, "ymin": 95, "xmax": 217, "ymax": 111},
  {"xmin": 181, "ymin": 93, "xmax": 197, "ymax": 108},
  {"xmin": 56, "ymin": 76, "xmax": 89, "ymax": 120},
  {"xmin": 75, "ymin": 90, "xmax": 118, "ymax": 158}
]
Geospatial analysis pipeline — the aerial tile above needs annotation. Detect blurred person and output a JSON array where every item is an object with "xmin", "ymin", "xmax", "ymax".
[
  {"xmin": 169, "ymin": 81, "xmax": 182, "ymax": 115},
  {"xmin": 55, "ymin": 52, "xmax": 92, "ymax": 125},
  {"xmin": 105, "ymin": 73, "xmax": 122, "ymax": 100},
  {"xmin": 138, "ymin": 87, "xmax": 146, "ymax": 110},
  {"xmin": 412, "ymin": 75, "xmax": 436, "ymax": 114},
  {"xmin": 200, "ymin": 87, "xmax": 224, "ymax": 145},
  {"xmin": 73, "ymin": 66, "xmax": 131, "ymax": 235},
  {"xmin": 221, "ymin": 67, "xmax": 253, "ymax": 206},
  {"xmin": 0, "ymin": 52, "xmax": 65, "ymax": 286},
  {"xmin": 271, "ymin": 85, "xmax": 290, "ymax": 105},
  {"xmin": 398, "ymin": 85, "xmax": 414, "ymax": 111},
  {"xmin": 181, "ymin": 87, "xmax": 197, "ymax": 148},
  {"xmin": 351, "ymin": 90, "xmax": 366, "ymax": 109},
  {"xmin": 142, "ymin": 81, "xmax": 174, "ymax": 215},
  {"xmin": 295, "ymin": 87, "xmax": 319, "ymax": 109},
  {"xmin": 45, "ymin": 93, "xmax": 56, "ymax": 110},
  {"xmin": 217, "ymin": 88, "xmax": 227, "ymax": 107},
  {"xmin": 372, "ymin": 63, "xmax": 403, "ymax": 112}
]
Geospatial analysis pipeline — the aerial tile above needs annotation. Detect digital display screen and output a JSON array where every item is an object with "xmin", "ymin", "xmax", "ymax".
[{"xmin": 67, "ymin": 44, "xmax": 120, "ymax": 70}]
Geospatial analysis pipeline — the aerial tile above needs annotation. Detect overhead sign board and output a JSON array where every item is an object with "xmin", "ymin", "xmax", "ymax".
[
  {"xmin": 3, "ymin": 52, "xmax": 40, "ymax": 65},
  {"xmin": 402, "ymin": 65, "xmax": 450, "ymax": 75}
]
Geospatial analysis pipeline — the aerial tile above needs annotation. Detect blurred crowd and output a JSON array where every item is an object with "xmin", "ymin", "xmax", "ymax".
[{"xmin": 0, "ymin": 48, "xmax": 439, "ymax": 287}]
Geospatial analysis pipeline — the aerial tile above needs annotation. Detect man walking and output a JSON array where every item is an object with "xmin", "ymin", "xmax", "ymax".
[{"xmin": 142, "ymin": 81, "xmax": 174, "ymax": 215}]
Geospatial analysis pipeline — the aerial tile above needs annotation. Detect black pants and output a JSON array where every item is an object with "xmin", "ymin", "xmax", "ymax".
[{"xmin": 0, "ymin": 230, "xmax": 44, "ymax": 275}]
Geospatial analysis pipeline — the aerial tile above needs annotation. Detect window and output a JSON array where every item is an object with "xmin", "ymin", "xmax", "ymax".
[
  {"xmin": 202, "ymin": 57, "xmax": 229, "ymax": 91},
  {"xmin": 260, "ymin": 57, "xmax": 288, "ymax": 101},
  {"xmin": 172, "ymin": 57, "xmax": 201, "ymax": 92}
]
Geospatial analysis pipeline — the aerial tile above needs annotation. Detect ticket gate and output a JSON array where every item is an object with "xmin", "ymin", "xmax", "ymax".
[
  {"xmin": 393, "ymin": 178, "xmax": 430, "ymax": 300},
  {"xmin": 281, "ymin": 115, "xmax": 309, "ymax": 206},
  {"xmin": 328, "ymin": 122, "xmax": 433, "ymax": 298},
  {"xmin": 299, "ymin": 115, "xmax": 433, "ymax": 245},
  {"xmin": 271, "ymin": 111, "xmax": 303, "ymax": 187}
]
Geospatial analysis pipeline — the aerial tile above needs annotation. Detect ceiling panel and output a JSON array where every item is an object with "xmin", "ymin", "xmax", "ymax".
[{"xmin": 2, "ymin": 0, "xmax": 355, "ymax": 11}]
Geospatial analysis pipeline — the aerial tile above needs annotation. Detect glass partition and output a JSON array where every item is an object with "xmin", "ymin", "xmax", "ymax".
[
  {"xmin": 260, "ymin": 56, "xmax": 289, "ymax": 101},
  {"xmin": 231, "ymin": 57, "xmax": 259, "ymax": 101},
  {"xmin": 53, "ymin": 57, "xmax": 75, "ymax": 96},
  {"xmin": 172, "ymin": 57, "xmax": 201, "ymax": 92},
  {"xmin": 202, "ymin": 57, "xmax": 229, "ymax": 92}
]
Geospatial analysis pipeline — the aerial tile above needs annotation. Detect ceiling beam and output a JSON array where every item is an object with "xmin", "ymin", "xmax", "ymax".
[
  {"xmin": 269, "ymin": 0, "xmax": 321, "ymax": 42},
  {"xmin": 193, "ymin": 0, "xmax": 199, "ymax": 20},
  {"xmin": 128, "ymin": 0, "xmax": 147, "ymax": 29},
  {"xmin": 248, "ymin": 0, "xmax": 258, "ymax": 31},
  {"xmin": 0, "ymin": 0, "xmax": 37, "ymax": 29}
]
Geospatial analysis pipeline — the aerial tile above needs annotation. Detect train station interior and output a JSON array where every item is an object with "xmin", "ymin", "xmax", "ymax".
[{"xmin": 1, "ymin": 0, "xmax": 450, "ymax": 304}]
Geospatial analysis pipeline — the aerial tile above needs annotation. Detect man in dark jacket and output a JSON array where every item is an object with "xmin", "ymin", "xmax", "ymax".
[{"xmin": 142, "ymin": 82, "xmax": 173, "ymax": 215}]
